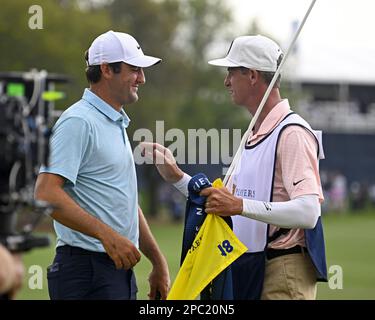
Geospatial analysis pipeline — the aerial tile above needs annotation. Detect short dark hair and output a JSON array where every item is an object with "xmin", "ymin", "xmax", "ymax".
[
  {"xmin": 258, "ymin": 53, "xmax": 284, "ymax": 88},
  {"xmin": 84, "ymin": 50, "xmax": 122, "ymax": 83}
]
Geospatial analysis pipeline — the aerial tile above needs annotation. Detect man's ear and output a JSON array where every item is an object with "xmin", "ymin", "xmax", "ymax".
[
  {"xmin": 249, "ymin": 69, "xmax": 258, "ymax": 86},
  {"xmin": 100, "ymin": 64, "xmax": 112, "ymax": 80}
]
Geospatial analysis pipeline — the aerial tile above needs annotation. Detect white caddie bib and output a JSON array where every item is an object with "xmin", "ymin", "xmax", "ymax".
[{"xmin": 232, "ymin": 112, "xmax": 323, "ymax": 253}]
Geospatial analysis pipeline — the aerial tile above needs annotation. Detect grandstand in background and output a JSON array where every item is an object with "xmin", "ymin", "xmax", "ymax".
[{"xmin": 286, "ymin": 78, "xmax": 375, "ymax": 185}]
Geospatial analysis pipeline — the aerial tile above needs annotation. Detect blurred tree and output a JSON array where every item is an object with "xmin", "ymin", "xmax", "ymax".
[
  {"xmin": 0, "ymin": 0, "xmax": 111, "ymax": 107},
  {"xmin": 173, "ymin": 0, "xmax": 242, "ymax": 130}
]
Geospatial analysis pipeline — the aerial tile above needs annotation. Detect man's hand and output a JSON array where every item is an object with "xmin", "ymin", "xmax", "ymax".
[
  {"xmin": 99, "ymin": 227, "xmax": 141, "ymax": 270},
  {"xmin": 0, "ymin": 245, "xmax": 24, "ymax": 299},
  {"xmin": 137, "ymin": 206, "xmax": 170, "ymax": 300},
  {"xmin": 200, "ymin": 187, "xmax": 243, "ymax": 216},
  {"xmin": 36, "ymin": 173, "xmax": 141, "ymax": 270},
  {"xmin": 147, "ymin": 257, "xmax": 170, "ymax": 300},
  {"xmin": 7, "ymin": 254, "xmax": 24, "ymax": 299},
  {"xmin": 139, "ymin": 142, "xmax": 184, "ymax": 183}
]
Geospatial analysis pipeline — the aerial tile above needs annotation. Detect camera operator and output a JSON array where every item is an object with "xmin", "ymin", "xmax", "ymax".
[{"xmin": 0, "ymin": 244, "xmax": 24, "ymax": 299}]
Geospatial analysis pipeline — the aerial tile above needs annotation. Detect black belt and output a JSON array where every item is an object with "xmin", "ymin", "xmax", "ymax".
[
  {"xmin": 56, "ymin": 245, "xmax": 107, "ymax": 257},
  {"xmin": 266, "ymin": 245, "xmax": 307, "ymax": 260}
]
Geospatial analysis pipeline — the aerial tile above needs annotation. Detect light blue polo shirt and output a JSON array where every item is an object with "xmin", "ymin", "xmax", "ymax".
[{"xmin": 40, "ymin": 88, "xmax": 139, "ymax": 252}]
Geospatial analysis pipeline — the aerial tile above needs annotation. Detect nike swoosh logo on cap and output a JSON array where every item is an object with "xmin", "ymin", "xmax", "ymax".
[{"xmin": 293, "ymin": 179, "xmax": 305, "ymax": 186}]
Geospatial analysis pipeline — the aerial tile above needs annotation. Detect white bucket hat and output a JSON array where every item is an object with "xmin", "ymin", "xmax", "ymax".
[
  {"xmin": 88, "ymin": 30, "xmax": 161, "ymax": 68},
  {"xmin": 208, "ymin": 35, "xmax": 283, "ymax": 72}
]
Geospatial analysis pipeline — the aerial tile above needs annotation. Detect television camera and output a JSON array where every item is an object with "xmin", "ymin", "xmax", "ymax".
[{"xmin": 0, "ymin": 69, "xmax": 68, "ymax": 253}]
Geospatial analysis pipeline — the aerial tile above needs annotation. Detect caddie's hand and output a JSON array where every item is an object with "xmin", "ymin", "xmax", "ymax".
[
  {"xmin": 100, "ymin": 228, "xmax": 141, "ymax": 270},
  {"xmin": 200, "ymin": 187, "xmax": 243, "ymax": 216},
  {"xmin": 139, "ymin": 142, "xmax": 184, "ymax": 183}
]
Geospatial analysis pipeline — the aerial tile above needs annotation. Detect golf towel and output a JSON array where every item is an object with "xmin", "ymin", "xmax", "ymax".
[{"xmin": 167, "ymin": 175, "xmax": 247, "ymax": 300}]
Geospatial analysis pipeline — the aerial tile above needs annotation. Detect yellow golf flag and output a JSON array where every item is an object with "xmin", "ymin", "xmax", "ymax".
[{"xmin": 167, "ymin": 179, "xmax": 247, "ymax": 300}]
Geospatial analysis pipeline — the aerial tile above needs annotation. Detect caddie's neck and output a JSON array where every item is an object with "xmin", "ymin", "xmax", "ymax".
[{"xmin": 251, "ymin": 88, "xmax": 282, "ymax": 134}]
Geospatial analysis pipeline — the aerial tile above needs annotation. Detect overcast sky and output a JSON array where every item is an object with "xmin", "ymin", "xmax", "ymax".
[{"xmin": 228, "ymin": 0, "xmax": 375, "ymax": 84}]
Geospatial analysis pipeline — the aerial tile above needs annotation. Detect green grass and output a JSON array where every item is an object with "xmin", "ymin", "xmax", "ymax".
[
  {"xmin": 317, "ymin": 211, "xmax": 375, "ymax": 299},
  {"xmin": 17, "ymin": 211, "xmax": 375, "ymax": 300}
]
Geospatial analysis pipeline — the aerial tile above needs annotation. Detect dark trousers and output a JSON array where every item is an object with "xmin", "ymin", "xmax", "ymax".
[
  {"xmin": 232, "ymin": 251, "xmax": 266, "ymax": 300},
  {"xmin": 47, "ymin": 245, "xmax": 137, "ymax": 300}
]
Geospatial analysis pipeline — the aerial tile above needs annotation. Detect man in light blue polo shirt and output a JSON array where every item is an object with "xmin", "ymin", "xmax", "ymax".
[{"xmin": 34, "ymin": 30, "xmax": 170, "ymax": 300}]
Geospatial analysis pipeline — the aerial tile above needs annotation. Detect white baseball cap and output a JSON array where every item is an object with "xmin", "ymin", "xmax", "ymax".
[
  {"xmin": 208, "ymin": 35, "xmax": 283, "ymax": 72},
  {"xmin": 88, "ymin": 30, "xmax": 161, "ymax": 68}
]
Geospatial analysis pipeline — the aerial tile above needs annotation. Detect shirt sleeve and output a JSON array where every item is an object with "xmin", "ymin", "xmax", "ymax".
[
  {"xmin": 39, "ymin": 116, "xmax": 91, "ymax": 185},
  {"xmin": 172, "ymin": 173, "xmax": 191, "ymax": 197},
  {"xmin": 277, "ymin": 126, "xmax": 324, "ymax": 202}
]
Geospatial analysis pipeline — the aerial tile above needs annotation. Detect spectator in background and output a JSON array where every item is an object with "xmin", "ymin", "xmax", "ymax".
[
  {"xmin": 320, "ymin": 170, "xmax": 331, "ymax": 214},
  {"xmin": 349, "ymin": 181, "xmax": 367, "ymax": 211},
  {"xmin": 368, "ymin": 184, "xmax": 375, "ymax": 207},
  {"xmin": 329, "ymin": 171, "xmax": 348, "ymax": 213},
  {"xmin": 158, "ymin": 183, "xmax": 185, "ymax": 222}
]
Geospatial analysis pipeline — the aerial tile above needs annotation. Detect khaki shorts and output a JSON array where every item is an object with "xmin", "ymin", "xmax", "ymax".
[{"xmin": 261, "ymin": 252, "xmax": 317, "ymax": 300}]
